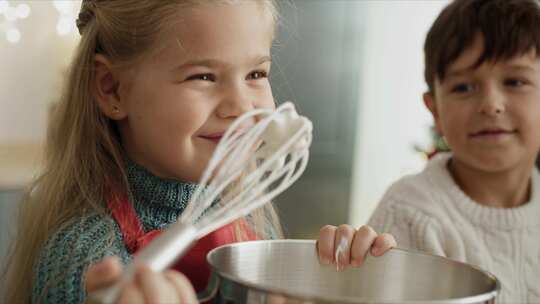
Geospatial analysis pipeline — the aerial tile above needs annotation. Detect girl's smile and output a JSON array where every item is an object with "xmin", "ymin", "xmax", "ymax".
[{"xmin": 198, "ymin": 133, "xmax": 224, "ymax": 144}]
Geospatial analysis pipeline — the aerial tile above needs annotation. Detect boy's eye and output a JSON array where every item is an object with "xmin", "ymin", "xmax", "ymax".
[
  {"xmin": 504, "ymin": 78, "xmax": 527, "ymax": 87},
  {"xmin": 451, "ymin": 83, "xmax": 474, "ymax": 93},
  {"xmin": 186, "ymin": 74, "xmax": 216, "ymax": 82},
  {"xmin": 247, "ymin": 70, "xmax": 268, "ymax": 80}
]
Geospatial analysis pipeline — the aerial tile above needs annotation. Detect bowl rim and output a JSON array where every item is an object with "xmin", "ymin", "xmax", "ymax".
[{"xmin": 206, "ymin": 239, "xmax": 500, "ymax": 304}]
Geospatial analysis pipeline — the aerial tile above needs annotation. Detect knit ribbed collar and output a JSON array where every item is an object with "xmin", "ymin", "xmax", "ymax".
[
  {"xmin": 125, "ymin": 159, "xmax": 198, "ymax": 231},
  {"xmin": 429, "ymin": 153, "xmax": 540, "ymax": 230}
]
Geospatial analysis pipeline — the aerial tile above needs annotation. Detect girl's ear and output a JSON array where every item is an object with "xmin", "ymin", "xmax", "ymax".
[
  {"xmin": 423, "ymin": 92, "xmax": 443, "ymax": 135},
  {"xmin": 94, "ymin": 54, "xmax": 127, "ymax": 120}
]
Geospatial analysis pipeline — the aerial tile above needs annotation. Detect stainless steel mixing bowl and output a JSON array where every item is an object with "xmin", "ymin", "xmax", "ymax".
[{"xmin": 202, "ymin": 240, "xmax": 499, "ymax": 303}]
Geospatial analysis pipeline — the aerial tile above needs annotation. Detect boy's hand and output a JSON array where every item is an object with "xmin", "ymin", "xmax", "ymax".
[
  {"xmin": 85, "ymin": 256, "xmax": 198, "ymax": 304},
  {"xmin": 316, "ymin": 225, "xmax": 396, "ymax": 271}
]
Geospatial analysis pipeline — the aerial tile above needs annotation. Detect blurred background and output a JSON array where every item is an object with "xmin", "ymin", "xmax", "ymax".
[{"xmin": 0, "ymin": 0, "xmax": 449, "ymax": 265}]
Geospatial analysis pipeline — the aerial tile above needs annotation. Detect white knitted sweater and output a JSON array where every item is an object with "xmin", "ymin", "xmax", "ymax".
[{"xmin": 368, "ymin": 153, "xmax": 540, "ymax": 304}]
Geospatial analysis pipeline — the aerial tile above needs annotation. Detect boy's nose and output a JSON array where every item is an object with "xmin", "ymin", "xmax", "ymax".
[
  {"xmin": 216, "ymin": 84, "xmax": 254, "ymax": 119},
  {"xmin": 478, "ymin": 87, "xmax": 506, "ymax": 116}
]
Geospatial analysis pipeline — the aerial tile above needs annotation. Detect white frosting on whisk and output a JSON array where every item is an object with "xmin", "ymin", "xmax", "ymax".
[{"xmin": 256, "ymin": 104, "xmax": 310, "ymax": 159}]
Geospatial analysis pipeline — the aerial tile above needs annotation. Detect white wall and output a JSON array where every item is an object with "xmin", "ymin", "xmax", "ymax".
[
  {"xmin": 350, "ymin": 0, "xmax": 450, "ymax": 226},
  {"xmin": 0, "ymin": 0, "xmax": 80, "ymax": 144}
]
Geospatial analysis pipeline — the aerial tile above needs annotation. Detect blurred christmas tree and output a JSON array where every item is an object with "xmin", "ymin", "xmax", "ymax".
[{"xmin": 414, "ymin": 125, "xmax": 451, "ymax": 159}]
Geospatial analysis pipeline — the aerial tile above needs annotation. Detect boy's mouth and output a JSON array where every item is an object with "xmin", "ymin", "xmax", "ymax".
[{"xmin": 469, "ymin": 127, "xmax": 517, "ymax": 139}]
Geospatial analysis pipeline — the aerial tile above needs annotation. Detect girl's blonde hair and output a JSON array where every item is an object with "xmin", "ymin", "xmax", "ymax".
[{"xmin": 2, "ymin": 1, "xmax": 281, "ymax": 303}]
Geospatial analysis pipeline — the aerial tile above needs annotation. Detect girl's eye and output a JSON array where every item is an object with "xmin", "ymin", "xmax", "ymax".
[
  {"xmin": 186, "ymin": 74, "xmax": 216, "ymax": 82},
  {"xmin": 451, "ymin": 83, "xmax": 474, "ymax": 93},
  {"xmin": 247, "ymin": 70, "xmax": 268, "ymax": 80}
]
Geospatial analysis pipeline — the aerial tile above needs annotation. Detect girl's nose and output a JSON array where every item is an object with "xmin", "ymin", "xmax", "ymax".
[{"xmin": 216, "ymin": 84, "xmax": 255, "ymax": 119}]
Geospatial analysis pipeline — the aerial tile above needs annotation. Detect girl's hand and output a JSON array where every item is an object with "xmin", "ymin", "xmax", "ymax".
[
  {"xmin": 316, "ymin": 225, "xmax": 396, "ymax": 271},
  {"xmin": 85, "ymin": 256, "xmax": 198, "ymax": 304}
]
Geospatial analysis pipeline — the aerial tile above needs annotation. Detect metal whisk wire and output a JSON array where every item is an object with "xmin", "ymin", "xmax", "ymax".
[{"xmin": 88, "ymin": 101, "xmax": 312, "ymax": 304}]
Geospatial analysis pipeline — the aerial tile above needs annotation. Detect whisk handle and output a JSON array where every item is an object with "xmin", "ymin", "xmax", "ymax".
[{"xmin": 86, "ymin": 224, "xmax": 198, "ymax": 304}]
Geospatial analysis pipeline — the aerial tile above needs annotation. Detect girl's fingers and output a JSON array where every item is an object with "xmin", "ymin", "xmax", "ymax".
[
  {"xmin": 117, "ymin": 282, "xmax": 145, "ymax": 304},
  {"xmin": 350, "ymin": 225, "xmax": 378, "ymax": 267},
  {"xmin": 84, "ymin": 256, "xmax": 122, "ymax": 292},
  {"xmin": 370, "ymin": 233, "xmax": 397, "ymax": 256},
  {"xmin": 85, "ymin": 258, "xmax": 200, "ymax": 304},
  {"xmin": 135, "ymin": 265, "xmax": 178, "ymax": 304},
  {"xmin": 317, "ymin": 225, "xmax": 337, "ymax": 265},
  {"xmin": 163, "ymin": 270, "xmax": 198, "ymax": 304},
  {"xmin": 334, "ymin": 224, "xmax": 355, "ymax": 270}
]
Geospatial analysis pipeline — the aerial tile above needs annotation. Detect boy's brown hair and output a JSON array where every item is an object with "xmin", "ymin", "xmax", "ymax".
[{"xmin": 424, "ymin": 0, "xmax": 540, "ymax": 93}]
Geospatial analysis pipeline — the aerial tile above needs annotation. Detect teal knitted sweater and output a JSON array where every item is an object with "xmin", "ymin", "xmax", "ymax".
[{"xmin": 32, "ymin": 161, "xmax": 199, "ymax": 304}]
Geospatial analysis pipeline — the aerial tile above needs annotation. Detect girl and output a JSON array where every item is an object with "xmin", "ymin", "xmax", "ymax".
[{"xmin": 2, "ymin": 1, "xmax": 394, "ymax": 303}]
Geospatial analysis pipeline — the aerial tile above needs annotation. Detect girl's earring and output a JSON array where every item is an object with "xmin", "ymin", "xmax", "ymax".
[{"xmin": 112, "ymin": 106, "xmax": 120, "ymax": 114}]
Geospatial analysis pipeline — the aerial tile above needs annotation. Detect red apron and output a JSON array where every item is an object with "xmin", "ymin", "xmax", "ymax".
[{"xmin": 107, "ymin": 194, "xmax": 258, "ymax": 293}]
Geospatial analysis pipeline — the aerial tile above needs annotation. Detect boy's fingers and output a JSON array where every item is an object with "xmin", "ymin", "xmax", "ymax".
[
  {"xmin": 84, "ymin": 256, "xmax": 122, "ymax": 292},
  {"xmin": 350, "ymin": 225, "xmax": 378, "ymax": 267},
  {"xmin": 334, "ymin": 224, "xmax": 355, "ymax": 268},
  {"xmin": 163, "ymin": 270, "xmax": 198, "ymax": 304},
  {"xmin": 370, "ymin": 233, "xmax": 397, "ymax": 256},
  {"xmin": 317, "ymin": 225, "xmax": 337, "ymax": 265}
]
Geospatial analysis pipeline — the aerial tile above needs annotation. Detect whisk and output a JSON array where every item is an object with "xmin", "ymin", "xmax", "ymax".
[{"xmin": 89, "ymin": 101, "xmax": 313, "ymax": 303}]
